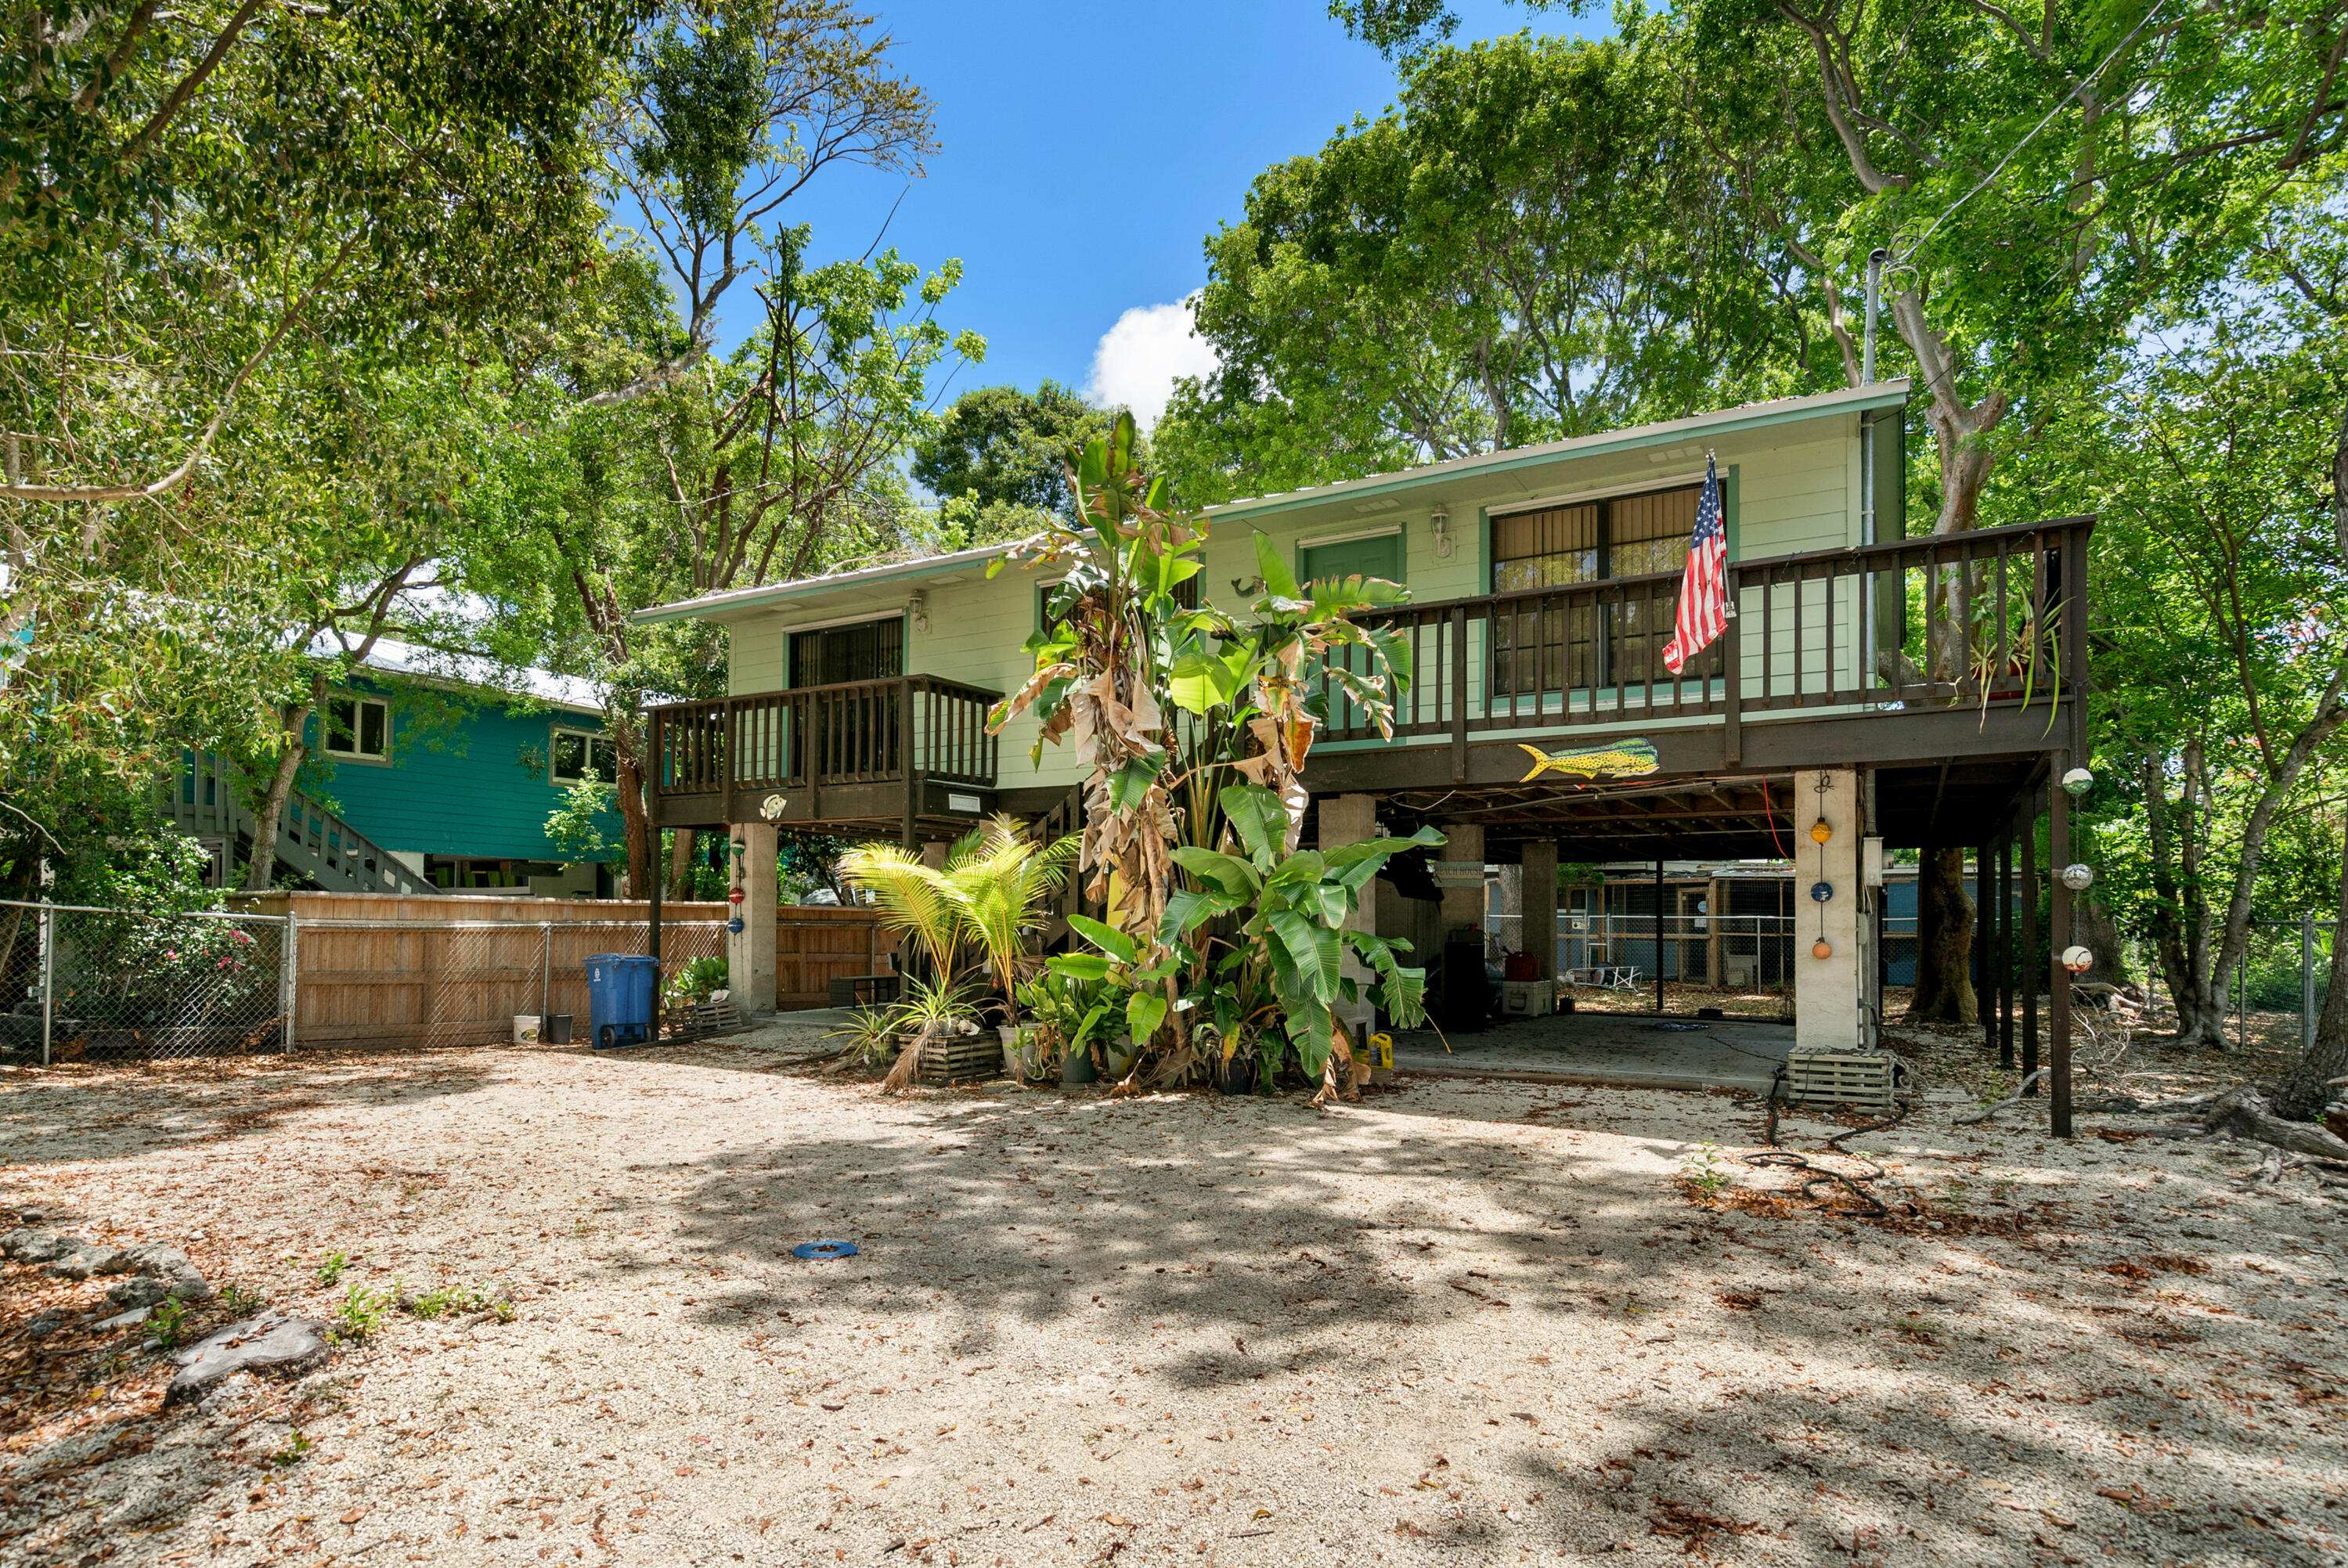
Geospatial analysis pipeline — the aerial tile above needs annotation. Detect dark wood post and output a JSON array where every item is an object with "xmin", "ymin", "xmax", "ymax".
[
  {"xmin": 899, "ymin": 677, "xmax": 918, "ymax": 852},
  {"xmin": 2050, "ymin": 753, "xmax": 2074, "ymax": 1137},
  {"xmin": 648, "ymin": 841, "xmax": 663, "ymax": 964},
  {"xmin": 2021, "ymin": 801, "xmax": 2040, "ymax": 1094},
  {"xmin": 1997, "ymin": 834, "xmax": 2014, "ymax": 1070},
  {"xmin": 1449, "ymin": 605, "xmax": 1470, "ymax": 783},
  {"xmin": 1977, "ymin": 842, "xmax": 1994, "ymax": 1058}
]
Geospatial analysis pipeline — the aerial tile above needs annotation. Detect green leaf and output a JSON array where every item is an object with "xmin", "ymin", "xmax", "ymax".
[
  {"xmin": 1170, "ymin": 845, "xmax": 1261, "ymax": 896},
  {"xmin": 1253, "ymin": 530, "xmax": 1302, "ymax": 602},
  {"xmin": 1263, "ymin": 849, "xmax": 1325, "ymax": 888},
  {"xmin": 1162, "ymin": 885, "xmax": 1239, "ymax": 939},
  {"xmin": 1108, "ymin": 755, "xmax": 1163, "ymax": 813},
  {"xmin": 1067, "ymin": 913, "xmax": 1137, "ymax": 964},
  {"xmin": 1284, "ymin": 999, "xmax": 1335, "ymax": 1077},
  {"xmin": 1167, "ymin": 652, "xmax": 1243, "ymax": 716},
  {"xmin": 1127, "ymin": 989, "xmax": 1168, "ymax": 1045},
  {"xmin": 1322, "ymin": 834, "xmax": 1434, "ymax": 866},
  {"xmin": 1221, "ymin": 784, "xmax": 1290, "ymax": 864},
  {"xmin": 1266, "ymin": 909, "xmax": 1340, "ymax": 1003},
  {"xmin": 1308, "ymin": 573, "xmax": 1408, "ymax": 614},
  {"xmin": 1048, "ymin": 951, "xmax": 1113, "ymax": 982}
]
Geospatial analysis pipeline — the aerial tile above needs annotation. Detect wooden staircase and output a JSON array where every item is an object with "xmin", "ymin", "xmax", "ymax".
[{"xmin": 162, "ymin": 751, "xmax": 441, "ymax": 896}]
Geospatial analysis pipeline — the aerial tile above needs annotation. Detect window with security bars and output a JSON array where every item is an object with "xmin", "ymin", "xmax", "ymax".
[
  {"xmin": 1490, "ymin": 483, "xmax": 1722, "ymax": 696},
  {"xmin": 790, "ymin": 616, "xmax": 904, "ymax": 688},
  {"xmin": 789, "ymin": 616, "xmax": 907, "ymax": 781}
]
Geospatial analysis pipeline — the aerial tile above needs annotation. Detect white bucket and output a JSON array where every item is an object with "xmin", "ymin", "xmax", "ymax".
[{"xmin": 513, "ymin": 1015, "xmax": 542, "ymax": 1046}]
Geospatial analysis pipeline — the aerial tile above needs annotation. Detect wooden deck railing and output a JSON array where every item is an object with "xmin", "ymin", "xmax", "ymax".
[
  {"xmin": 1318, "ymin": 515, "xmax": 2092, "ymax": 762},
  {"xmin": 649, "ymin": 675, "xmax": 1001, "ymax": 807}
]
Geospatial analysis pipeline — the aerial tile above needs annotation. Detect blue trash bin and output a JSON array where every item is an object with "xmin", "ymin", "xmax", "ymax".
[{"xmin": 584, "ymin": 953, "xmax": 660, "ymax": 1049}]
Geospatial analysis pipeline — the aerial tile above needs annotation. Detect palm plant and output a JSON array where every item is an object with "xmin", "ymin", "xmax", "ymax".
[
  {"xmin": 945, "ymin": 814, "xmax": 1080, "ymax": 997},
  {"xmin": 838, "ymin": 817, "xmax": 1077, "ymax": 1091}
]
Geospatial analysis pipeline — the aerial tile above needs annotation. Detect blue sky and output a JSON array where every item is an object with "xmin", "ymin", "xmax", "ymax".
[{"xmin": 683, "ymin": 0, "xmax": 1592, "ymax": 424}]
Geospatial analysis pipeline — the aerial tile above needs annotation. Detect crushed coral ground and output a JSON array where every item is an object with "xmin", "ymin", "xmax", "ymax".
[{"xmin": 2, "ymin": 1022, "xmax": 2343, "ymax": 1567}]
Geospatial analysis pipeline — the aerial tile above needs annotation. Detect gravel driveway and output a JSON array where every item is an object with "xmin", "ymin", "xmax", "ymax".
[{"xmin": 2, "ymin": 1029, "xmax": 2343, "ymax": 1566}]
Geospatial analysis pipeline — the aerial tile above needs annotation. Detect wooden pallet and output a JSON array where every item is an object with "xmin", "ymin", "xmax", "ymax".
[
  {"xmin": 1784, "ymin": 1050, "xmax": 1895, "ymax": 1112},
  {"xmin": 663, "ymin": 998, "xmax": 748, "ymax": 1043},
  {"xmin": 917, "ymin": 1029, "xmax": 1002, "ymax": 1083}
]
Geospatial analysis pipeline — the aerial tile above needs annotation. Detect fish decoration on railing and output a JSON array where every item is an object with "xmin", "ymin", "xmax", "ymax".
[{"xmin": 1517, "ymin": 739, "xmax": 1661, "ymax": 784}]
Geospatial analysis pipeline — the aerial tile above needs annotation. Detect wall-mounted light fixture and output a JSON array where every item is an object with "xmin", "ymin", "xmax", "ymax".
[
  {"xmin": 1429, "ymin": 506, "xmax": 1453, "ymax": 559},
  {"xmin": 907, "ymin": 591, "xmax": 929, "ymax": 634}
]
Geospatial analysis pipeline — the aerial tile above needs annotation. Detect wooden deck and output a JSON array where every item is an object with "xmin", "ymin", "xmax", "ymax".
[{"xmin": 651, "ymin": 516, "xmax": 2090, "ymax": 851}]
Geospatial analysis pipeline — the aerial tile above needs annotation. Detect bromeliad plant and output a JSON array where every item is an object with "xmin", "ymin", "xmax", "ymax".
[{"xmin": 1076, "ymin": 781, "xmax": 1441, "ymax": 1099}]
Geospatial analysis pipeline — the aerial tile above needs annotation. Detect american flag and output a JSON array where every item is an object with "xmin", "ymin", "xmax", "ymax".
[{"xmin": 1661, "ymin": 453, "xmax": 1729, "ymax": 676}]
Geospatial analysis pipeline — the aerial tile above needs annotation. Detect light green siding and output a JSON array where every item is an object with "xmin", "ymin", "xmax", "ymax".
[{"xmin": 707, "ymin": 398, "xmax": 1892, "ymax": 784}]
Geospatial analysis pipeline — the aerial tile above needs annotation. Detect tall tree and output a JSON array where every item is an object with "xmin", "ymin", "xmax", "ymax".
[
  {"xmin": 1, "ymin": 0, "xmax": 642, "ymax": 879},
  {"xmin": 914, "ymin": 380, "xmax": 1134, "ymax": 527},
  {"xmin": 2000, "ymin": 322, "xmax": 2348, "ymax": 1051},
  {"xmin": 1158, "ymin": 29, "xmax": 1814, "ymax": 502},
  {"xmin": 472, "ymin": 0, "xmax": 976, "ymax": 896}
]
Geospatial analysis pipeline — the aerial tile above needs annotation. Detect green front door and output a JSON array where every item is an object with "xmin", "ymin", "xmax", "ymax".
[
  {"xmin": 1299, "ymin": 533, "xmax": 1405, "ymax": 732},
  {"xmin": 1298, "ymin": 532, "xmax": 1404, "ymax": 587}
]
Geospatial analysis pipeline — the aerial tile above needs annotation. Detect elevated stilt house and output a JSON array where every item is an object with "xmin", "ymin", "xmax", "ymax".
[{"xmin": 634, "ymin": 382, "xmax": 2092, "ymax": 1126}]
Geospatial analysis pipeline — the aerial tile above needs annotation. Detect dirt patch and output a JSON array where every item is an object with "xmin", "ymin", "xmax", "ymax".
[{"xmin": 1, "ymin": 1033, "xmax": 2344, "ymax": 1566}]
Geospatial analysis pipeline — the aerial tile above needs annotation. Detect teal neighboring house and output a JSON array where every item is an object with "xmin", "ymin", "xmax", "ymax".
[{"xmin": 166, "ymin": 641, "xmax": 626, "ymax": 896}]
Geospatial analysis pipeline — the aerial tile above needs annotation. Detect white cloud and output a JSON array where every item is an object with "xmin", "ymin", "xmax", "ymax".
[{"xmin": 1086, "ymin": 299, "xmax": 1219, "ymax": 428}]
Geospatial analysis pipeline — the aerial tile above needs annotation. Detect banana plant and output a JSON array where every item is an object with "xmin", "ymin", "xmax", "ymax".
[
  {"xmin": 1163, "ymin": 532, "xmax": 1415, "ymax": 849},
  {"xmin": 1157, "ymin": 782, "xmax": 1441, "ymax": 1092}
]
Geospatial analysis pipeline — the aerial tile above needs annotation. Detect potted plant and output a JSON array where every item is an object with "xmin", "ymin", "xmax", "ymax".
[
  {"xmin": 840, "ymin": 817, "xmax": 1076, "ymax": 1091},
  {"xmin": 1017, "ymin": 968, "xmax": 1120, "ymax": 1086}
]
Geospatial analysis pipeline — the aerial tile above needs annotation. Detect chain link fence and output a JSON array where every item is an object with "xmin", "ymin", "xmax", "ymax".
[
  {"xmin": 0, "ymin": 899, "xmax": 291, "ymax": 1064},
  {"xmin": 2242, "ymin": 917, "xmax": 2338, "ymax": 1052}
]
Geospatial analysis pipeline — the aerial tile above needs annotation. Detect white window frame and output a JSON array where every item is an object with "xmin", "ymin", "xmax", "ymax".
[
  {"xmin": 324, "ymin": 695, "xmax": 391, "ymax": 762},
  {"xmin": 550, "ymin": 725, "xmax": 618, "ymax": 785}
]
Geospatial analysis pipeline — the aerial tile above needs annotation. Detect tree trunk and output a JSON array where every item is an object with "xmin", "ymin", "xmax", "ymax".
[
  {"xmin": 1907, "ymin": 846, "xmax": 1978, "ymax": 1024},
  {"xmin": 614, "ymin": 733, "xmax": 654, "ymax": 903},
  {"xmin": 2076, "ymin": 895, "xmax": 2130, "ymax": 989},
  {"xmin": 2274, "ymin": 832, "xmax": 2348, "ymax": 1119},
  {"xmin": 667, "ymin": 827, "xmax": 698, "ymax": 902},
  {"xmin": 245, "ymin": 678, "xmax": 323, "ymax": 892}
]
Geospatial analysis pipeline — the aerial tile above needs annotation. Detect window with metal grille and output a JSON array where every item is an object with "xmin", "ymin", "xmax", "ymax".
[
  {"xmin": 790, "ymin": 616, "xmax": 905, "ymax": 688},
  {"xmin": 1490, "ymin": 483, "xmax": 1719, "ymax": 694}
]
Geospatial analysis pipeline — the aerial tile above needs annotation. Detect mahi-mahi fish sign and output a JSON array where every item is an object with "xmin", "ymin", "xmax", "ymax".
[{"xmin": 1515, "ymin": 739, "xmax": 1661, "ymax": 784}]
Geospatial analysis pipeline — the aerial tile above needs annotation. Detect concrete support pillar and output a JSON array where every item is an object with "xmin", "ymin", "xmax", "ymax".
[
  {"xmin": 1317, "ymin": 794, "xmax": 1380, "ymax": 1043},
  {"xmin": 1520, "ymin": 841, "xmax": 1558, "ymax": 982},
  {"xmin": 727, "ymin": 820, "xmax": 778, "ymax": 1014},
  {"xmin": 1791, "ymin": 769, "xmax": 1865, "ymax": 1052},
  {"xmin": 1436, "ymin": 823, "xmax": 1486, "ymax": 940}
]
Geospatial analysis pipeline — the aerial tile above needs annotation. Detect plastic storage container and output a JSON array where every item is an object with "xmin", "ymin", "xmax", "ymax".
[{"xmin": 584, "ymin": 953, "xmax": 660, "ymax": 1049}]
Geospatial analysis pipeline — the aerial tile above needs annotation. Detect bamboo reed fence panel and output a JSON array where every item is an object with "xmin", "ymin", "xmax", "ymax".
[{"xmin": 229, "ymin": 892, "xmax": 894, "ymax": 1047}]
